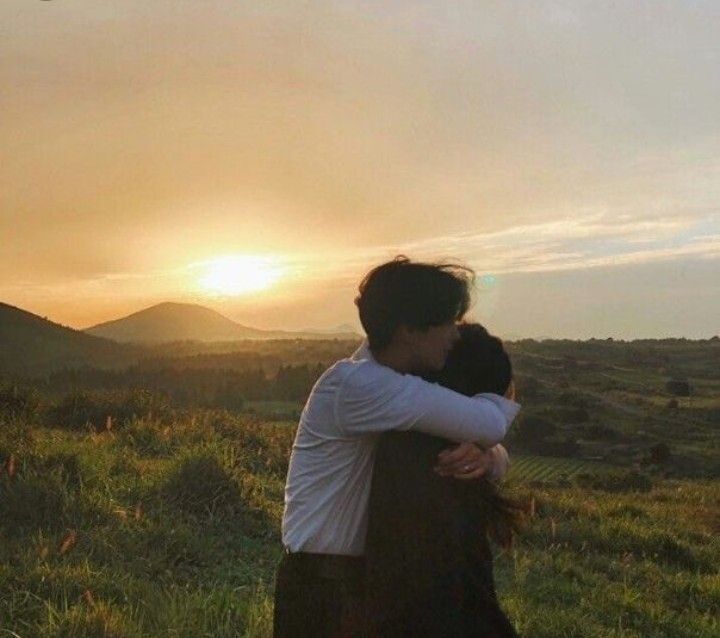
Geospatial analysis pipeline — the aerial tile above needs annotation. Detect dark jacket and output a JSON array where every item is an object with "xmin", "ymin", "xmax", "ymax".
[{"xmin": 364, "ymin": 431, "xmax": 518, "ymax": 638}]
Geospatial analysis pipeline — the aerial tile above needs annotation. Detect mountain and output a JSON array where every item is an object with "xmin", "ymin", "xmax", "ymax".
[
  {"xmin": 0, "ymin": 302, "xmax": 139, "ymax": 376},
  {"xmin": 301, "ymin": 323, "xmax": 360, "ymax": 335},
  {"xmin": 84, "ymin": 302, "xmax": 359, "ymax": 344}
]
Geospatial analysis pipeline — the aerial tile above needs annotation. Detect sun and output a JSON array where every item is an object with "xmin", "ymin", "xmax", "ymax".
[{"xmin": 195, "ymin": 254, "xmax": 285, "ymax": 296}]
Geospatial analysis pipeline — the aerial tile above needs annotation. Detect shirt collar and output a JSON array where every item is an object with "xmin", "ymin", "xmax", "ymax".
[{"xmin": 350, "ymin": 338, "xmax": 374, "ymax": 362}]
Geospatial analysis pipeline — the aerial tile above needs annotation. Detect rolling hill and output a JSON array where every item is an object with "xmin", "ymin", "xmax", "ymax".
[
  {"xmin": 84, "ymin": 302, "xmax": 358, "ymax": 344},
  {"xmin": 0, "ymin": 302, "xmax": 140, "ymax": 376}
]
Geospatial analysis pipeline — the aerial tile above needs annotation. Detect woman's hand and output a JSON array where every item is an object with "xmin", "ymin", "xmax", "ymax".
[{"xmin": 434, "ymin": 442, "xmax": 496, "ymax": 480}]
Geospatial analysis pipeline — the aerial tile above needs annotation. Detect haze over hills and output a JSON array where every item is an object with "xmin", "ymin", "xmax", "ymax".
[
  {"xmin": 0, "ymin": 302, "xmax": 139, "ymax": 375},
  {"xmin": 301, "ymin": 323, "xmax": 359, "ymax": 335},
  {"xmin": 84, "ymin": 302, "xmax": 359, "ymax": 344},
  {"xmin": 0, "ymin": 301, "xmax": 360, "ymax": 376}
]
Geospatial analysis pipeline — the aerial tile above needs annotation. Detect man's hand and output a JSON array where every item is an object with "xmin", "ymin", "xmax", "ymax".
[{"xmin": 434, "ymin": 442, "xmax": 496, "ymax": 481}]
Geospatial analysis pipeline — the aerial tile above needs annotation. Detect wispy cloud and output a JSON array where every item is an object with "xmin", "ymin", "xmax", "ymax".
[
  {"xmin": 282, "ymin": 211, "xmax": 720, "ymax": 283},
  {"xmin": 3, "ymin": 211, "xmax": 716, "ymax": 304}
]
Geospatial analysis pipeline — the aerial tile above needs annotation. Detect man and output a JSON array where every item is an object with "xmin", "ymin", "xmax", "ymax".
[{"xmin": 273, "ymin": 256, "xmax": 520, "ymax": 637}]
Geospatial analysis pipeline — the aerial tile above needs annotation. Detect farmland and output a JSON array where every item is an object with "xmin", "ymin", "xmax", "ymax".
[{"xmin": 508, "ymin": 455, "xmax": 603, "ymax": 481}]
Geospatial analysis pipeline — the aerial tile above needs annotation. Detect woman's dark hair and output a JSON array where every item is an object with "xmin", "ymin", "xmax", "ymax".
[
  {"xmin": 355, "ymin": 255, "xmax": 474, "ymax": 352},
  {"xmin": 426, "ymin": 323, "xmax": 512, "ymax": 397},
  {"xmin": 425, "ymin": 322, "xmax": 524, "ymax": 549}
]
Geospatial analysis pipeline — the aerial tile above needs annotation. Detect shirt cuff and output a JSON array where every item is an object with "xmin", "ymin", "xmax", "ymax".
[
  {"xmin": 474, "ymin": 393, "xmax": 522, "ymax": 425},
  {"xmin": 487, "ymin": 445, "xmax": 510, "ymax": 482}
]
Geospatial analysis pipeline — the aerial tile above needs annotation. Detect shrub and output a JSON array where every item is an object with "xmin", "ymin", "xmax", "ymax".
[
  {"xmin": 666, "ymin": 379, "xmax": 691, "ymax": 397},
  {"xmin": 47, "ymin": 390, "xmax": 172, "ymax": 431},
  {"xmin": 646, "ymin": 443, "xmax": 671, "ymax": 465},
  {"xmin": 0, "ymin": 383, "xmax": 41, "ymax": 420},
  {"xmin": 581, "ymin": 423, "xmax": 619, "ymax": 441},
  {"xmin": 514, "ymin": 375, "xmax": 544, "ymax": 400},
  {"xmin": 507, "ymin": 414, "xmax": 557, "ymax": 448},
  {"xmin": 0, "ymin": 464, "xmax": 68, "ymax": 532},
  {"xmin": 162, "ymin": 453, "xmax": 243, "ymax": 518}
]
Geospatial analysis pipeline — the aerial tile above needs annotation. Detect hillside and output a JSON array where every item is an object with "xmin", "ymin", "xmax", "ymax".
[
  {"xmin": 85, "ymin": 302, "xmax": 358, "ymax": 343},
  {"xmin": 1, "ymin": 334, "xmax": 718, "ymax": 635},
  {"xmin": 0, "ymin": 303, "xmax": 140, "ymax": 376},
  {"xmin": 1, "ymin": 407, "xmax": 717, "ymax": 637}
]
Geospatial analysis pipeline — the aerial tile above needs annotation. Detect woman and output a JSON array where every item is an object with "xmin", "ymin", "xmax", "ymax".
[{"xmin": 364, "ymin": 323, "xmax": 522, "ymax": 637}]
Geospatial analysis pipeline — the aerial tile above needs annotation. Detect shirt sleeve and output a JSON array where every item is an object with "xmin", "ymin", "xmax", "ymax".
[
  {"xmin": 335, "ymin": 362, "xmax": 521, "ymax": 446},
  {"xmin": 486, "ymin": 444, "xmax": 510, "ymax": 482}
]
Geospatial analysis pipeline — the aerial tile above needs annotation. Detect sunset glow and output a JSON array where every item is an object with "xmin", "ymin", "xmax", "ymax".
[
  {"xmin": 195, "ymin": 255, "xmax": 285, "ymax": 296},
  {"xmin": 2, "ymin": 2, "xmax": 720, "ymax": 337}
]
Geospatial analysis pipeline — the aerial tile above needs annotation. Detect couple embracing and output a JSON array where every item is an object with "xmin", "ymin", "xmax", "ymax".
[{"xmin": 273, "ymin": 256, "xmax": 522, "ymax": 637}]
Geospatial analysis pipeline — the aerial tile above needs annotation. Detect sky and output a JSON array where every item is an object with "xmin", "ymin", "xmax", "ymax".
[{"xmin": 2, "ymin": 1, "xmax": 719, "ymax": 339}]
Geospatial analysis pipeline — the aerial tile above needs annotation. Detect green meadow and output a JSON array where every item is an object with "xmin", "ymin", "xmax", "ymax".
[
  {"xmin": 1, "ymin": 409, "xmax": 718, "ymax": 638},
  {"xmin": 1, "ymin": 337, "xmax": 718, "ymax": 636}
]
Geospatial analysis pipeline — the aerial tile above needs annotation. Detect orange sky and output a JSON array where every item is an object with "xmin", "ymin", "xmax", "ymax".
[{"xmin": 2, "ymin": 2, "xmax": 719, "ymax": 338}]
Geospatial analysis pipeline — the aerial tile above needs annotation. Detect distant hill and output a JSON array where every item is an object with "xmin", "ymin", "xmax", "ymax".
[
  {"xmin": 301, "ymin": 323, "xmax": 360, "ymax": 335},
  {"xmin": 84, "ymin": 302, "xmax": 359, "ymax": 344},
  {"xmin": 0, "ymin": 302, "xmax": 140, "ymax": 376}
]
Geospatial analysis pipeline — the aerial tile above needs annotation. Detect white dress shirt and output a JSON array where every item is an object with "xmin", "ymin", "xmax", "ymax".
[{"xmin": 281, "ymin": 340, "xmax": 521, "ymax": 556}]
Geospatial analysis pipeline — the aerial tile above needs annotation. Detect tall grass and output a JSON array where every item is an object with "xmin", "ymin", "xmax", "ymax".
[{"xmin": 1, "ymin": 409, "xmax": 718, "ymax": 637}]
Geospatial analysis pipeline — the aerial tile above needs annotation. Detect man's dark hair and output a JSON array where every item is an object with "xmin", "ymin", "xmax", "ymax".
[
  {"xmin": 355, "ymin": 255, "xmax": 474, "ymax": 352},
  {"xmin": 425, "ymin": 322, "xmax": 512, "ymax": 396}
]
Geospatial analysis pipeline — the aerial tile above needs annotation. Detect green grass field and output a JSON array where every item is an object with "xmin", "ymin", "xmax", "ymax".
[
  {"xmin": 2, "ymin": 410, "xmax": 718, "ymax": 637},
  {"xmin": 508, "ymin": 455, "xmax": 605, "ymax": 482},
  {"xmin": 244, "ymin": 400, "xmax": 302, "ymax": 419}
]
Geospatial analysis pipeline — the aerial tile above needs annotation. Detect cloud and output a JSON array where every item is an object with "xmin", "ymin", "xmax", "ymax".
[
  {"xmin": 2, "ymin": 1, "xmax": 720, "ymax": 335},
  {"xmin": 297, "ymin": 211, "xmax": 720, "ymax": 280}
]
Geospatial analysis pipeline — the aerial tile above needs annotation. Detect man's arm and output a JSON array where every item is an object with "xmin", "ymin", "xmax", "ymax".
[
  {"xmin": 435, "ymin": 380, "xmax": 516, "ymax": 480},
  {"xmin": 336, "ymin": 362, "xmax": 520, "ymax": 446}
]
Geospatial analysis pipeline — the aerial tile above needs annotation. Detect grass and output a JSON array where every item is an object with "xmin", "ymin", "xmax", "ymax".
[
  {"xmin": 1, "ymin": 410, "xmax": 718, "ymax": 637},
  {"xmin": 244, "ymin": 401, "xmax": 303, "ymax": 420},
  {"xmin": 509, "ymin": 455, "xmax": 607, "ymax": 482}
]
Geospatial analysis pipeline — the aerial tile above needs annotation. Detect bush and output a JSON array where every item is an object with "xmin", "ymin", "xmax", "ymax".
[
  {"xmin": 47, "ymin": 390, "xmax": 172, "ymax": 431},
  {"xmin": 507, "ymin": 414, "xmax": 557, "ymax": 448},
  {"xmin": 0, "ymin": 383, "xmax": 41, "ymax": 420},
  {"xmin": 666, "ymin": 379, "xmax": 691, "ymax": 397},
  {"xmin": 645, "ymin": 443, "xmax": 671, "ymax": 465},
  {"xmin": 0, "ymin": 463, "xmax": 68, "ymax": 533},
  {"xmin": 514, "ymin": 375, "xmax": 544, "ymax": 400},
  {"xmin": 162, "ymin": 453, "xmax": 243, "ymax": 518},
  {"xmin": 581, "ymin": 423, "xmax": 619, "ymax": 441}
]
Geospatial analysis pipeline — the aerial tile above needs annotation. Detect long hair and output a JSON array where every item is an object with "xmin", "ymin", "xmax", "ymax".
[{"xmin": 424, "ymin": 322, "xmax": 525, "ymax": 548}]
